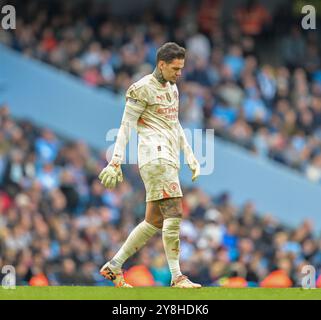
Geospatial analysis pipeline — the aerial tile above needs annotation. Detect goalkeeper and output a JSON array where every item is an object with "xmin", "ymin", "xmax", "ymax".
[{"xmin": 99, "ymin": 42, "xmax": 201, "ymax": 288}]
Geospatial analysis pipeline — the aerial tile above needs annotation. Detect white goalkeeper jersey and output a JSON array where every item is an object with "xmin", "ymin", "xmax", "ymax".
[{"xmin": 113, "ymin": 73, "xmax": 192, "ymax": 169}]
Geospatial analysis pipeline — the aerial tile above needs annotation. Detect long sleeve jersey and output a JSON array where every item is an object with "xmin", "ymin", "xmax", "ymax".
[{"xmin": 112, "ymin": 73, "xmax": 193, "ymax": 169}]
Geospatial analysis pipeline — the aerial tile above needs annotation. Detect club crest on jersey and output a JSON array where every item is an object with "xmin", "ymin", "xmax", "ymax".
[
  {"xmin": 174, "ymin": 91, "xmax": 178, "ymax": 100},
  {"xmin": 166, "ymin": 92, "xmax": 171, "ymax": 102},
  {"xmin": 169, "ymin": 182, "xmax": 179, "ymax": 192}
]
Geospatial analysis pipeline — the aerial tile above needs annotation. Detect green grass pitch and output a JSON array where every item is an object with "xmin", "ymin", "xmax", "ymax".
[{"xmin": 0, "ymin": 287, "xmax": 321, "ymax": 300}]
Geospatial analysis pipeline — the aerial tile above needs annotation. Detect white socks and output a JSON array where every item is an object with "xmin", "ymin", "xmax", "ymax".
[
  {"xmin": 110, "ymin": 220, "xmax": 160, "ymax": 271},
  {"xmin": 162, "ymin": 217, "xmax": 182, "ymax": 280},
  {"xmin": 108, "ymin": 217, "xmax": 183, "ymax": 282}
]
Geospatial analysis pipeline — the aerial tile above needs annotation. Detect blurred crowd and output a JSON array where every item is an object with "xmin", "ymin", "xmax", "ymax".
[
  {"xmin": 1, "ymin": 0, "xmax": 321, "ymax": 183},
  {"xmin": 1, "ymin": 0, "xmax": 321, "ymax": 287},
  {"xmin": 0, "ymin": 105, "xmax": 320, "ymax": 287}
]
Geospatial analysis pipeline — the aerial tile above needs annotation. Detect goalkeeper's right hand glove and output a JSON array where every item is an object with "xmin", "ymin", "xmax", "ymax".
[{"xmin": 98, "ymin": 158, "xmax": 123, "ymax": 189}]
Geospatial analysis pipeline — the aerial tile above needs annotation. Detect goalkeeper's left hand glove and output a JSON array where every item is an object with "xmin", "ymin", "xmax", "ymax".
[
  {"xmin": 98, "ymin": 157, "xmax": 123, "ymax": 189},
  {"xmin": 187, "ymin": 154, "xmax": 200, "ymax": 182}
]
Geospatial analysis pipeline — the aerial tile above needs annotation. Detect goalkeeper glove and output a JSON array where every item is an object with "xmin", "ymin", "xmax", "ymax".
[{"xmin": 98, "ymin": 157, "xmax": 123, "ymax": 189}]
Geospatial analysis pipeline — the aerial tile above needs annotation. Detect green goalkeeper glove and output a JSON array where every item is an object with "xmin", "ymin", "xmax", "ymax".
[{"xmin": 98, "ymin": 158, "xmax": 123, "ymax": 189}]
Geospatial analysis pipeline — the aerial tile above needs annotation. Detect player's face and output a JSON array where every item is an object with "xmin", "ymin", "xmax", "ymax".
[{"xmin": 160, "ymin": 59, "xmax": 184, "ymax": 84}]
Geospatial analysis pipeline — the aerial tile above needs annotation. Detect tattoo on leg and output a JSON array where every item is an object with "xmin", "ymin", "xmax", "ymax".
[{"xmin": 157, "ymin": 198, "xmax": 182, "ymax": 219}]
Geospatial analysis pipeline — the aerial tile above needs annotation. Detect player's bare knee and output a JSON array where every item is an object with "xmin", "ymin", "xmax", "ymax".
[
  {"xmin": 145, "ymin": 215, "xmax": 161, "ymax": 229},
  {"xmin": 150, "ymin": 217, "xmax": 163, "ymax": 229},
  {"xmin": 157, "ymin": 197, "xmax": 183, "ymax": 219},
  {"xmin": 145, "ymin": 202, "xmax": 163, "ymax": 229},
  {"xmin": 155, "ymin": 220, "xmax": 163, "ymax": 229}
]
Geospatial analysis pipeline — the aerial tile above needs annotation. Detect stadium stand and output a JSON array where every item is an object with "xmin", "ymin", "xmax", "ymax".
[
  {"xmin": 0, "ymin": 105, "xmax": 321, "ymax": 287},
  {"xmin": 2, "ymin": 0, "xmax": 321, "ymax": 181},
  {"xmin": 0, "ymin": 0, "xmax": 321, "ymax": 287}
]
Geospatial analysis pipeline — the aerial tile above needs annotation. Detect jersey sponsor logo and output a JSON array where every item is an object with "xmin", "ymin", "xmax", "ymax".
[
  {"xmin": 156, "ymin": 106, "xmax": 178, "ymax": 114},
  {"xmin": 156, "ymin": 106, "xmax": 178, "ymax": 121}
]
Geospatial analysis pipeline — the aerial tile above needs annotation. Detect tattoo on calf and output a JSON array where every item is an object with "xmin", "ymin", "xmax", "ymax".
[{"xmin": 157, "ymin": 198, "xmax": 182, "ymax": 219}]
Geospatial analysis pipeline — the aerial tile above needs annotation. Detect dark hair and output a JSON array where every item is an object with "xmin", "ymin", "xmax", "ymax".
[{"xmin": 156, "ymin": 42, "xmax": 186, "ymax": 63}]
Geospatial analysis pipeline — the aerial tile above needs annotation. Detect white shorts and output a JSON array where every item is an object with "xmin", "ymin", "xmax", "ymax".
[{"xmin": 139, "ymin": 158, "xmax": 183, "ymax": 202}]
